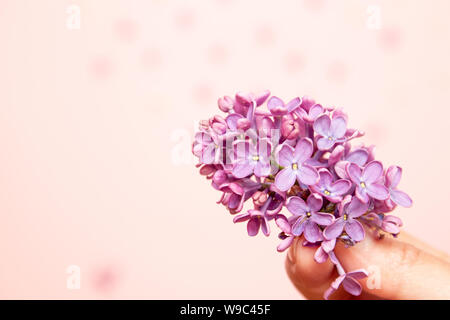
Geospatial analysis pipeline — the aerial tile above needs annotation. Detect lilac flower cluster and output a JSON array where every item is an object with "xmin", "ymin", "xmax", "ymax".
[{"xmin": 192, "ymin": 91, "xmax": 412, "ymax": 299}]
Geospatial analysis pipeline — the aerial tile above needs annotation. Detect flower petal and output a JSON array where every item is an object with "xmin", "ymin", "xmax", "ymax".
[
  {"xmin": 346, "ymin": 149, "xmax": 369, "ymax": 166},
  {"xmin": 254, "ymin": 90, "xmax": 271, "ymax": 106},
  {"xmin": 260, "ymin": 218, "xmax": 270, "ymax": 236},
  {"xmin": 307, "ymin": 193, "xmax": 323, "ymax": 212},
  {"xmin": 384, "ymin": 215, "xmax": 403, "ymax": 226},
  {"xmin": 257, "ymin": 138, "xmax": 272, "ymax": 159},
  {"xmin": 323, "ymin": 218, "xmax": 345, "ymax": 240},
  {"xmin": 347, "ymin": 269, "xmax": 369, "ymax": 279},
  {"xmin": 277, "ymin": 144, "xmax": 294, "ymax": 167},
  {"xmin": 275, "ymin": 167, "xmax": 297, "ymax": 192},
  {"xmin": 317, "ymin": 169, "xmax": 333, "ymax": 188},
  {"xmin": 235, "ymin": 91, "xmax": 252, "ymax": 106},
  {"xmin": 286, "ymin": 97, "xmax": 302, "ymax": 112},
  {"xmin": 311, "ymin": 212, "xmax": 334, "ymax": 226},
  {"xmin": 381, "ymin": 215, "xmax": 403, "ymax": 234},
  {"xmin": 346, "ymin": 163, "xmax": 362, "ymax": 184},
  {"xmin": 233, "ymin": 140, "xmax": 249, "ymax": 159},
  {"xmin": 267, "ymin": 96, "xmax": 284, "ymax": 109},
  {"xmin": 342, "ymin": 277, "xmax": 362, "ymax": 296},
  {"xmin": 297, "ymin": 164, "xmax": 319, "ymax": 186},
  {"xmin": 232, "ymin": 159, "xmax": 255, "ymax": 178},
  {"xmin": 330, "ymin": 179, "xmax": 351, "ymax": 195},
  {"xmin": 267, "ymin": 96, "xmax": 286, "ymax": 115},
  {"xmin": 304, "ymin": 220, "xmax": 323, "ymax": 243},
  {"xmin": 362, "ymin": 160, "xmax": 383, "ymax": 184},
  {"xmin": 227, "ymin": 194, "xmax": 241, "ymax": 210},
  {"xmin": 233, "ymin": 212, "xmax": 250, "ymax": 223},
  {"xmin": 344, "ymin": 219, "xmax": 365, "ymax": 242},
  {"xmin": 247, "ymin": 218, "xmax": 260, "ymax": 236},
  {"xmin": 386, "ymin": 165, "xmax": 402, "ymax": 188},
  {"xmin": 277, "ymin": 236, "xmax": 294, "ymax": 252},
  {"xmin": 291, "ymin": 217, "xmax": 305, "ymax": 236},
  {"xmin": 366, "ymin": 183, "xmax": 390, "ymax": 201},
  {"xmin": 330, "ymin": 116, "xmax": 347, "ymax": 139},
  {"xmin": 314, "ymin": 247, "xmax": 328, "ymax": 263},
  {"xmin": 313, "ymin": 114, "xmax": 331, "ymax": 136},
  {"xmin": 322, "ymin": 238, "xmax": 336, "ymax": 253},
  {"xmin": 317, "ymin": 136, "xmax": 335, "ymax": 151},
  {"xmin": 328, "ymin": 145, "xmax": 345, "ymax": 166},
  {"xmin": 293, "ymin": 138, "xmax": 314, "ymax": 162},
  {"xmin": 323, "ymin": 287, "xmax": 336, "ymax": 300},
  {"xmin": 225, "ymin": 113, "xmax": 244, "ymax": 131},
  {"xmin": 390, "ymin": 189, "xmax": 413, "ymax": 207},
  {"xmin": 355, "ymin": 186, "xmax": 370, "ymax": 203},
  {"xmin": 309, "ymin": 104, "xmax": 324, "ymax": 119},
  {"xmin": 347, "ymin": 197, "xmax": 369, "ymax": 218},
  {"xmin": 334, "ymin": 161, "xmax": 349, "ymax": 179},
  {"xmin": 286, "ymin": 196, "xmax": 307, "ymax": 215},
  {"xmin": 330, "ymin": 274, "xmax": 346, "ymax": 290},
  {"xmin": 382, "ymin": 220, "xmax": 401, "ymax": 234},
  {"xmin": 256, "ymin": 116, "xmax": 274, "ymax": 133},
  {"xmin": 275, "ymin": 215, "xmax": 291, "ymax": 233},
  {"xmin": 195, "ymin": 131, "xmax": 212, "ymax": 143},
  {"xmin": 254, "ymin": 160, "xmax": 271, "ymax": 177},
  {"xmin": 201, "ymin": 145, "xmax": 216, "ymax": 164}
]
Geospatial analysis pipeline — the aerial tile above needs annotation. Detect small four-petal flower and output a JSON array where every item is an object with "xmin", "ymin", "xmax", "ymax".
[
  {"xmin": 310, "ymin": 169, "xmax": 351, "ymax": 203},
  {"xmin": 286, "ymin": 193, "xmax": 334, "ymax": 243},
  {"xmin": 313, "ymin": 114, "xmax": 347, "ymax": 150},
  {"xmin": 324, "ymin": 196, "xmax": 369, "ymax": 242},
  {"xmin": 347, "ymin": 161, "xmax": 389, "ymax": 203},
  {"xmin": 275, "ymin": 138, "xmax": 319, "ymax": 191}
]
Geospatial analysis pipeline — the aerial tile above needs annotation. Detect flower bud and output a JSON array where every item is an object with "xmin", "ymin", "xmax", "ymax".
[
  {"xmin": 281, "ymin": 118, "xmax": 301, "ymax": 140},
  {"xmin": 300, "ymin": 96, "xmax": 316, "ymax": 112},
  {"xmin": 256, "ymin": 116, "xmax": 274, "ymax": 136},
  {"xmin": 237, "ymin": 118, "xmax": 251, "ymax": 131},
  {"xmin": 381, "ymin": 215, "xmax": 403, "ymax": 234},
  {"xmin": 218, "ymin": 96, "xmax": 234, "ymax": 112},
  {"xmin": 212, "ymin": 169, "xmax": 227, "ymax": 186},
  {"xmin": 252, "ymin": 191, "xmax": 268, "ymax": 206},
  {"xmin": 235, "ymin": 92, "xmax": 252, "ymax": 106},
  {"xmin": 199, "ymin": 120, "xmax": 209, "ymax": 130},
  {"xmin": 209, "ymin": 115, "xmax": 227, "ymax": 135},
  {"xmin": 199, "ymin": 164, "xmax": 216, "ymax": 177}
]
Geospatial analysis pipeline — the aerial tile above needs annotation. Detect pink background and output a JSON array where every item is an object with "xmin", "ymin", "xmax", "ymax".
[{"xmin": 0, "ymin": 0, "xmax": 449, "ymax": 299}]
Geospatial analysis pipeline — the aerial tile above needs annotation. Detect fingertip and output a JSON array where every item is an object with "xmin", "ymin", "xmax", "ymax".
[
  {"xmin": 334, "ymin": 231, "xmax": 450, "ymax": 299},
  {"xmin": 285, "ymin": 237, "xmax": 336, "ymax": 298}
]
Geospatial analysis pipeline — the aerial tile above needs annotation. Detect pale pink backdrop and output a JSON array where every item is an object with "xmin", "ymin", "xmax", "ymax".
[{"xmin": 0, "ymin": 0, "xmax": 449, "ymax": 299}]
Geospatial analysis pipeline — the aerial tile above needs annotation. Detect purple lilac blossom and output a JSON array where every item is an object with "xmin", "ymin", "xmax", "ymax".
[
  {"xmin": 286, "ymin": 193, "xmax": 334, "ymax": 242},
  {"xmin": 193, "ymin": 91, "xmax": 413, "ymax": 299},
  {"xmin": 310, "ymin": 169, "xmax": 351, "ymax": 203},
  {"xmin": 274, "ymin": 138, "xmax": 319, "ymax": 191},
  {"xmin": 324, "ymin": 196, "xmax": 369, "ymax": 242},
  {"xmin": 347, "ymin": 161, "xmax": 390, "ymax": 203}
]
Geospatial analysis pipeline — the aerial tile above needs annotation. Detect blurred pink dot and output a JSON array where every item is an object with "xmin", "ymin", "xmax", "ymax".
[
  {"xmin": 193, "ymin": 85, "xmax": 213, "ymax": 105},
  {"xmin": 365, "ymin": 122, "xmax": 386, "ymax": 144},
  {"xmin": 175, "ymin": 8, "xmax": 195, "ymax": 29},
  {"xmin": 89, "ymin": 56, "xmax": 113, "ymax": 79},
  {"xmin": 378, "ymin": 26, "xmax": 403, "ymax": 51},
  {"xmin": 92, "ymin": 265, "xmax": 120, "ymax": 293},
  {"xmin": 207, "ymin": 44, "xmax": 228, "ymax": 65},
  {"xmin": 114, "ymin": 19, "xmax": 139, "ymax": 43},
  {"xmin": 142, "ymin": 48, "xmax": 163, "ymax": 69},
  {"xmin": 254, "ymin": 25, "xmax": 276, "ymax": 47},
  {"xmin": 326, "ymin": 60, "xmax": 348, "ymax": 84},
  {"xmin": 303, "ymin": 0, "xmax": 325, "ymax": 11},
  {"xmin": 284, "ymin": 51, "xmax": 305, "ymax": 74}
]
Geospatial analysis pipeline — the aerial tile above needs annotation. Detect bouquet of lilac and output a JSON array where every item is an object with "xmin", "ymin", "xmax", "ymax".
[{"xmin": 192, "ymin": 90, "xmax": 412, "ymax": 299}]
